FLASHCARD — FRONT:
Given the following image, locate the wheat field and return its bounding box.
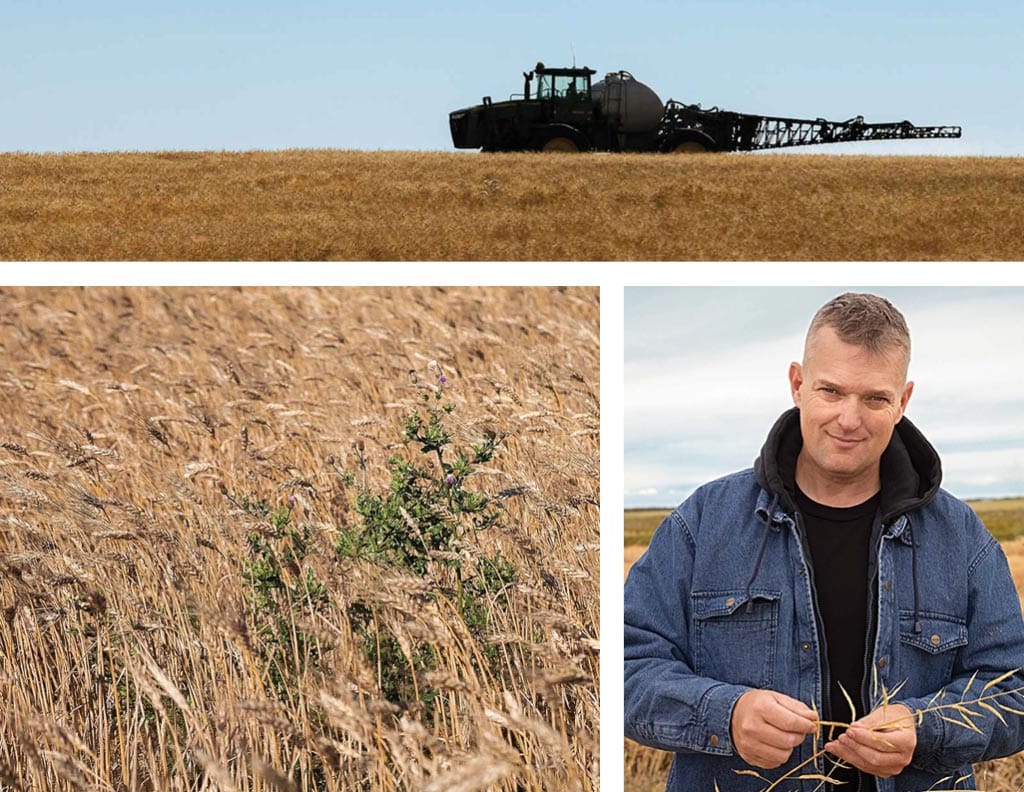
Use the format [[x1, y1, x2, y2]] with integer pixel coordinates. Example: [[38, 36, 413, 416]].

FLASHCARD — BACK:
[[623, 506, 1024, 791], [2, 150, 1023, 260], [0, 286, 599, 791]]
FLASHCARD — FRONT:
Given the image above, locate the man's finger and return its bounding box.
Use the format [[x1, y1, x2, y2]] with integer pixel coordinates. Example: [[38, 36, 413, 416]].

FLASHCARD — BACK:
[[744, 742, 799, 769], [754, 727, 813, 752], [853, 710, 916, 732], [763, 700, 818, 735], [772, 693, 819, 721], [852, 702, 915, 728], [826, 739, 875, 772], [826, 735, 883, 769], [825, 725, 914, 778], [846, 726, 899, 751]]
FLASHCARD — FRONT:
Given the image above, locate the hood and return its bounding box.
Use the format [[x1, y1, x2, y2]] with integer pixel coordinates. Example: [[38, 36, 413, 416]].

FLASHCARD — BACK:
[[753, 407, 943, 522]]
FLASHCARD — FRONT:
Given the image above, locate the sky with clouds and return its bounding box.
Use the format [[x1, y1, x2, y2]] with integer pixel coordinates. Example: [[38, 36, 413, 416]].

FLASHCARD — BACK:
[[2, 1, 1022, 154], [625, 286, 1024, 508]]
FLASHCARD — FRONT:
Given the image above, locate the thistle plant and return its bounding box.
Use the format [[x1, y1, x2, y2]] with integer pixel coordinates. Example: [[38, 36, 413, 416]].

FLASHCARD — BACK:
[[336, 365, 516, 711], [241, 500, 329, 703], [337, 367, 501, 573]]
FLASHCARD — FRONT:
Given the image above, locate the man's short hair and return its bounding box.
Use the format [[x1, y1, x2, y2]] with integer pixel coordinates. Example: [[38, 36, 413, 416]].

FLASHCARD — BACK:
[[806, 292, 911, 371]]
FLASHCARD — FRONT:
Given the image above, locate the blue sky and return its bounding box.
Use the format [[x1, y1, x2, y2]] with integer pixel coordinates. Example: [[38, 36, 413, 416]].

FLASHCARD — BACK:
[[3, 1, 1022, 154], [625, 287, 1024, 508]]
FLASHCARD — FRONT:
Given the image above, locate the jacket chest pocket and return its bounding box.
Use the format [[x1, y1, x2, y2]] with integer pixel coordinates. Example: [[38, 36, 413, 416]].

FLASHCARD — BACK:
[[692, 589, 781, 689], [897, 611, 968, 692]]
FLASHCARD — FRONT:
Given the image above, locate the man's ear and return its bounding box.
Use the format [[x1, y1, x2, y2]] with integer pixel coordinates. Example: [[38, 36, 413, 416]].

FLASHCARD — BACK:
[[788, 362, 803, 407], [898, 380, 914, 419]]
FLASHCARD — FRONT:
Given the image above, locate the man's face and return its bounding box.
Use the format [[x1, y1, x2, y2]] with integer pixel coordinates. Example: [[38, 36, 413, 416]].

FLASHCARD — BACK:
[[789, 325, 914, 491]]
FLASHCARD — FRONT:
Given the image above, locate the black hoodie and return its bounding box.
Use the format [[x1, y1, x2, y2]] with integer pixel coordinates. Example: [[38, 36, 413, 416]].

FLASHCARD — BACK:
[[753, 407, 943, 523]]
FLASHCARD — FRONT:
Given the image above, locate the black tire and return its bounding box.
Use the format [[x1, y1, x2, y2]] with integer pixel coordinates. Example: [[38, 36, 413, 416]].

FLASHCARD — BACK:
[[660, 131, 716, 154], [667, 140, 708, 153], [534, 125, 588, 153], [541, 136, 580, 153]]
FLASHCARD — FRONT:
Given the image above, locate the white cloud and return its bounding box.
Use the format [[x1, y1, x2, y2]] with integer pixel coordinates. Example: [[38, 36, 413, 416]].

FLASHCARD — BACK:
[[942, 447, 1024, 496]]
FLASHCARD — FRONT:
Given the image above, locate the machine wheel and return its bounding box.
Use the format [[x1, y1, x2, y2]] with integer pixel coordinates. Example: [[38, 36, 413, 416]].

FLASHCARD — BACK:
[[667, 140, 709, 154], [541, 135, 581, 153], [534, 125, 587, 153], [660, 130, 716, 154]]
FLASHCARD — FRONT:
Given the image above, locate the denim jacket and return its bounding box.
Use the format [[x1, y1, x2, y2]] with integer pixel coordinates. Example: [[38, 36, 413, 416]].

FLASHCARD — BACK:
[[624, 409, 1024, 791]]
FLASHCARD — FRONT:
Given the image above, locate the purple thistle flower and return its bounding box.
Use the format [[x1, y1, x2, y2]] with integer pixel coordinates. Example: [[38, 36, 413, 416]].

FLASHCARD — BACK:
[[445, 474, 456, 485], [438, 374, 448, 385]]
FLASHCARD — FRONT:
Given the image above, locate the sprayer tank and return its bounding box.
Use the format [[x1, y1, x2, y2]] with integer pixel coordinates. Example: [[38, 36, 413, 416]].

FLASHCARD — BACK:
[[591, 71, 665, 133]]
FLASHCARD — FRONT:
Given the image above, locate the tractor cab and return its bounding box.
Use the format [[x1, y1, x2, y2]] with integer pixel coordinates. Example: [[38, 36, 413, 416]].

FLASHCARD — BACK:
[[526, 63, 595, 106]]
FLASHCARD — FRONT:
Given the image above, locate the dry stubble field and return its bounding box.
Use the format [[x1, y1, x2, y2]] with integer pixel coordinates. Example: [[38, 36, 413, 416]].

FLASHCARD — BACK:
[[624, 503, 1024, 791], [2, 150, 1023, 260], [0, 286, 599, 791]]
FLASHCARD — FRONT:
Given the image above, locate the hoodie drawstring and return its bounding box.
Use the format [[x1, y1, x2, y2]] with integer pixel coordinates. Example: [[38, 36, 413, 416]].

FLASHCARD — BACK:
[[909, 517, 922, 634], [745, 493, 780, 612]]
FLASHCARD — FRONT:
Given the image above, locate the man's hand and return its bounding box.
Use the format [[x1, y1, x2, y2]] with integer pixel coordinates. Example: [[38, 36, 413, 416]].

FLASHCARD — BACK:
[[825, 702, 916, 778], [731, 690, 819, 769]]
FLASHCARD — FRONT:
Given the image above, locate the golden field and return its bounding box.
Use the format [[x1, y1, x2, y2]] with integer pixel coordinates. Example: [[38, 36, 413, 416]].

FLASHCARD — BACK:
[[0, 286, 599, 791], [2, 150, 1023, 260], [624, 503, 1024, 791]]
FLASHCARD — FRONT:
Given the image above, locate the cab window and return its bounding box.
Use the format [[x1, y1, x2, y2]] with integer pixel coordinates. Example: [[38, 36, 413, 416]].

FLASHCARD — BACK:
[[535, 74, 553, 100], [553, 75, 589, 101]]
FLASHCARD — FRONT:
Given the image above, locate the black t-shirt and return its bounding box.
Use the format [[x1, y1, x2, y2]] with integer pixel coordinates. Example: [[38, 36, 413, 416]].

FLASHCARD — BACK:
[[797, 487, 880, 789]]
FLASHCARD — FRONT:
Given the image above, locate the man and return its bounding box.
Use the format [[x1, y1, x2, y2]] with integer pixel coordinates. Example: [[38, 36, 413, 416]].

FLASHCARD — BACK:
[[624, 293, 1024, 791]]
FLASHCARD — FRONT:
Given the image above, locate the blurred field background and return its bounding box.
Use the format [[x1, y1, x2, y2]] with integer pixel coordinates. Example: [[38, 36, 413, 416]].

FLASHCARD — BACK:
[[2, 151, 1023, 260], [623, 500, 1024, 791], [0, 286, 599, 791]]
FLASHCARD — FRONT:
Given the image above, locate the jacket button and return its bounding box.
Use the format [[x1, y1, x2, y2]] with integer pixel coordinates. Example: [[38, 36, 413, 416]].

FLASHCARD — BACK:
[[802, 642, 811, 651], [931, 634, 941, 646], [710, 735, 720, 747], [878, 657, 887, 668], [725, 597, 735, 608], [884, 580, 892, 591]]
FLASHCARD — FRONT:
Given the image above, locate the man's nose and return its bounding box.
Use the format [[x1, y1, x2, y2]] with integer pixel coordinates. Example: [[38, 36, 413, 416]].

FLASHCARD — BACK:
[[835, 397, 863, 431]]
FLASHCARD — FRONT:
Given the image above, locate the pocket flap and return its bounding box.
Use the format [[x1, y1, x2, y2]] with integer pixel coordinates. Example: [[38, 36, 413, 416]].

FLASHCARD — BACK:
[[693, 589, 780, 619], [900, 612, 968, 654]]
